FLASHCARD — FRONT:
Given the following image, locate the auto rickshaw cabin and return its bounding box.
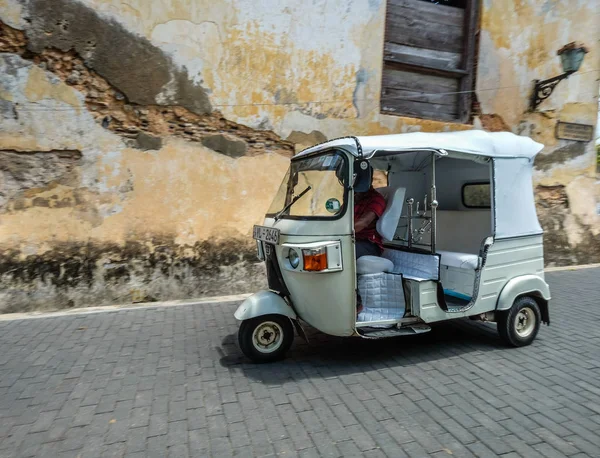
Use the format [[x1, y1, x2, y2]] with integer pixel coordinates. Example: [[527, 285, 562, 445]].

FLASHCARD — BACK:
[[236, 131, 551, 362]]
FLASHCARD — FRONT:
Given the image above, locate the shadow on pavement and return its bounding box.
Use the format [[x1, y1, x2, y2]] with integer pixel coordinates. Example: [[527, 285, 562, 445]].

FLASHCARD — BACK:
[[218, 318, 511, 385]]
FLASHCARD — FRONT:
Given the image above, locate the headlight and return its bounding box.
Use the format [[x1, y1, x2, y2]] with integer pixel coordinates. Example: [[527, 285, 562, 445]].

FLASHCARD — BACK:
[[288, 249, 300, 269]]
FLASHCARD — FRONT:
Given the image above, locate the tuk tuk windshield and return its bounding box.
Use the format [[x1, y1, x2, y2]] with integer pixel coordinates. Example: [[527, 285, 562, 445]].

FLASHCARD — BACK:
[[267, 150, 347, 219]]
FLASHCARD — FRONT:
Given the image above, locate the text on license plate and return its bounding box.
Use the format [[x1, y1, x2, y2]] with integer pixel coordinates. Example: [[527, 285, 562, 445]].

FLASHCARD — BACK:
[[253, 225, 280, 244]]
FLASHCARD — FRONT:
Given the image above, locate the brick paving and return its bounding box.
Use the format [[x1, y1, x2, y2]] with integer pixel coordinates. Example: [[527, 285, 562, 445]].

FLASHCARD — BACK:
[[0, 267, 599, 457]]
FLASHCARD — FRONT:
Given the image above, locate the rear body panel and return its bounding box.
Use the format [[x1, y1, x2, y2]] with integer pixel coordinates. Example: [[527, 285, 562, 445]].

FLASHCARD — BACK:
[[414, 235, 547, 323]]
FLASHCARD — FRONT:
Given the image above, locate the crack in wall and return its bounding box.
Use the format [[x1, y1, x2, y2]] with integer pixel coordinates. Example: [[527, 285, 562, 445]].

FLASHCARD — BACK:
[[0, 20, 295, 158], [534, 142, 587, 172]]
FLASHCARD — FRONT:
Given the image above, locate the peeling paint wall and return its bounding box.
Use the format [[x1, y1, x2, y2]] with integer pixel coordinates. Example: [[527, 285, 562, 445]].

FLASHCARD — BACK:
[[0, 0, 598, 311], [476, 0, 600, 265]]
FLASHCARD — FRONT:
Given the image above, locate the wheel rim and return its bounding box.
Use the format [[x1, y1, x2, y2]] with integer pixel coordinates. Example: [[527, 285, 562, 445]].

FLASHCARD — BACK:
[[515, 307, 536, 338], [252, 321, 284, 354]]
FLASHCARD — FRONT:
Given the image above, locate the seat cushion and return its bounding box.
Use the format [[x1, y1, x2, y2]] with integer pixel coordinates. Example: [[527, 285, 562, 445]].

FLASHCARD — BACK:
[[356, 256, 395, 275], [381, 249, 440, 280], [357, 272, 406, 325], [438, 250, 480, 270]]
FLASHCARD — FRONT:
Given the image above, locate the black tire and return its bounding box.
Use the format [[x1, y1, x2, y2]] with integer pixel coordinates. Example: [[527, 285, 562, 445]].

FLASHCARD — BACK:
[[238, 314, 294, 363], [497, 296, 541, 347]]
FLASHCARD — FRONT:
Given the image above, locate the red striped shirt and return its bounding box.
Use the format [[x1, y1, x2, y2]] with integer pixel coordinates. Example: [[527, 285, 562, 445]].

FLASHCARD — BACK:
[[354, 188, 386, 250]]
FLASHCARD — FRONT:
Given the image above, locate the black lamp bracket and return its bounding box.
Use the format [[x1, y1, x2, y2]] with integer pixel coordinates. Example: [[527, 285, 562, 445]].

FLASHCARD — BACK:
[[529, 71, 574, 111]]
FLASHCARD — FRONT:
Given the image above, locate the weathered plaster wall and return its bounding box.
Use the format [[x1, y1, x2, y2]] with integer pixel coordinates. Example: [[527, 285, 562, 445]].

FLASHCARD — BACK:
[[476, 0, 600, 264], [0, 7, 292, 312], [0, 0, 598, 311]]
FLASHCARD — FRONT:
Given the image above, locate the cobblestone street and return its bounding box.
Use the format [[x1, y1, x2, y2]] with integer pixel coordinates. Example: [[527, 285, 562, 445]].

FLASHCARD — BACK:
[[1, 267, 599, 457]]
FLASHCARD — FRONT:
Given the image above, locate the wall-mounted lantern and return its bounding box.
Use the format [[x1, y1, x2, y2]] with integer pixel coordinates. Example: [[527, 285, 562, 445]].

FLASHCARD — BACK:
[[529, 42, 588, 111]]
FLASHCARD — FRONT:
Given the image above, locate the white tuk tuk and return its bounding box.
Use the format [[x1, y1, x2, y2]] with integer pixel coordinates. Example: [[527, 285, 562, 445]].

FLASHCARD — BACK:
[[235, 131, 551, 363]]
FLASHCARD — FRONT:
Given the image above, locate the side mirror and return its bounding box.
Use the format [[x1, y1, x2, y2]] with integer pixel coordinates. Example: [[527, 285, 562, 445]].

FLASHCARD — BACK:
[[353, 160, 372, 192]]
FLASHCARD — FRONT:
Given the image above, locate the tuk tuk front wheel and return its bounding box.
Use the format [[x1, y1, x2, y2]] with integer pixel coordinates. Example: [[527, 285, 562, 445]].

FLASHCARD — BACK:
[[497, 296, 541, 347], [238, 314, 294, 363]]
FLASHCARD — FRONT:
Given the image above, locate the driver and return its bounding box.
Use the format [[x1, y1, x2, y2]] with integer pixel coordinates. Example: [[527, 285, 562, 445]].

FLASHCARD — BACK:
[[354, 173, 386, 259]]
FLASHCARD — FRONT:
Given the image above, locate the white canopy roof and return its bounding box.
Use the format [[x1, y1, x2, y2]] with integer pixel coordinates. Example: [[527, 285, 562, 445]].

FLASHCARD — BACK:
[[294, 130, 545, 239], [295, 130, 544, 161]]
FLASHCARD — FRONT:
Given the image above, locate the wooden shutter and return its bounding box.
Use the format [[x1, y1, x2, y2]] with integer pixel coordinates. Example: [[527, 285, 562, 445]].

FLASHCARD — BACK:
[[381, 0, 479, 123]]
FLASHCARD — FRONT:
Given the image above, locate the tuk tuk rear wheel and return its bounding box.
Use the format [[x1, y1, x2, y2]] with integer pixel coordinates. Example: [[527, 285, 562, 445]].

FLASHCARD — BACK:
[[497, 296, 541, 347], [238, 314, 294, 363]]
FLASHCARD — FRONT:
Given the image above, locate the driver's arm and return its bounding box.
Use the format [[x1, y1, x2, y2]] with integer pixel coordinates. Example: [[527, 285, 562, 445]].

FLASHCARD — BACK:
[[355, 210, 377, 233]]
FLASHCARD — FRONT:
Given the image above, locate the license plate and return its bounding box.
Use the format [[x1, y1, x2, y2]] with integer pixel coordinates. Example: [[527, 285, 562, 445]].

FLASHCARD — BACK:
[[253, 225, 280, 244]]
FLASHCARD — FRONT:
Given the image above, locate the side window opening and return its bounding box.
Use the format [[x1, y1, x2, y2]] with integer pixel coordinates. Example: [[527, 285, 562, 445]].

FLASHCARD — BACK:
[[462, 182, 491, 208]]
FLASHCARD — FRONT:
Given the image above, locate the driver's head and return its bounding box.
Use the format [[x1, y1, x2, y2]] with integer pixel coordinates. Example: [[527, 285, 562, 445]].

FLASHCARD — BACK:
[[355, 168, 374, 197]]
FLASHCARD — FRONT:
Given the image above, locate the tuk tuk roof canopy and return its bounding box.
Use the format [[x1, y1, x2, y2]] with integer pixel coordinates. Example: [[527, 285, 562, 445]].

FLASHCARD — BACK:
[[295, 130, 544, 161], [295, 130, 545, 239]]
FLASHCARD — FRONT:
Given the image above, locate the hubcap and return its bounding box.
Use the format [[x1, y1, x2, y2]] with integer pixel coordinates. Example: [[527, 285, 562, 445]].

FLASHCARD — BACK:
[[515, 307, 536, 338], [252, 321, 284, 353]]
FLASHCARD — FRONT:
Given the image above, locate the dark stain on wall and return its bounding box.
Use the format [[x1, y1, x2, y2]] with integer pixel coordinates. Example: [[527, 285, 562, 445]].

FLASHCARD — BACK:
[[0, 149, 82, 210], [0, 237, 266, 313], [0, 98, 17, 119], [534, 142, 587, 171], [24, 0, 212, 115], [536, 185, 600, 266], [134, 132, 163, 151]]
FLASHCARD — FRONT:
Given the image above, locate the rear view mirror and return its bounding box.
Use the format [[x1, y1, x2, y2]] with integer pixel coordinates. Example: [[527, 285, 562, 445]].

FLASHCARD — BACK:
[[353, 160, 372, 192]]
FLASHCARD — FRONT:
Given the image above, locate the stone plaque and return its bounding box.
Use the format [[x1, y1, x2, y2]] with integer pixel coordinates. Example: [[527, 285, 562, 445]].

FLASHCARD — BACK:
[[555, 122, 594, 142]]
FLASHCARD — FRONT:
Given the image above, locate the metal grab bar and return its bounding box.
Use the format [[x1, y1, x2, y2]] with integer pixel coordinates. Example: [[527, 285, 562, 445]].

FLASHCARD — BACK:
[[430, 152, 438, 254], [406, 198, 414, 248], [398, 151, 443, 253], [396, 151, 440, 254]]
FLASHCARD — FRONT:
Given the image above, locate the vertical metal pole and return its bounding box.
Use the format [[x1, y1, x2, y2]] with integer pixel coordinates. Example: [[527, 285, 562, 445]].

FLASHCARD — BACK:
[[406, 198, 414, 248], [430, 153, 437, 254]]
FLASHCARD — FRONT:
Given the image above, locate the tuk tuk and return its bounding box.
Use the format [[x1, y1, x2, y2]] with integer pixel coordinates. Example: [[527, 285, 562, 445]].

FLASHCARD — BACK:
[[235, 131, 551, 363]]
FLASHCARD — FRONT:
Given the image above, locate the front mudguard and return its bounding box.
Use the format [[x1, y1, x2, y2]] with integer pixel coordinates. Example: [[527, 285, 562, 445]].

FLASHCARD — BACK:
[[234, 290, 297, 321]]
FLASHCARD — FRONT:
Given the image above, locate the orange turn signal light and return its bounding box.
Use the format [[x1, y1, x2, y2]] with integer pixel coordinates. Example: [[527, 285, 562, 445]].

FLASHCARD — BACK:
[[302, 247, 328, 271]]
